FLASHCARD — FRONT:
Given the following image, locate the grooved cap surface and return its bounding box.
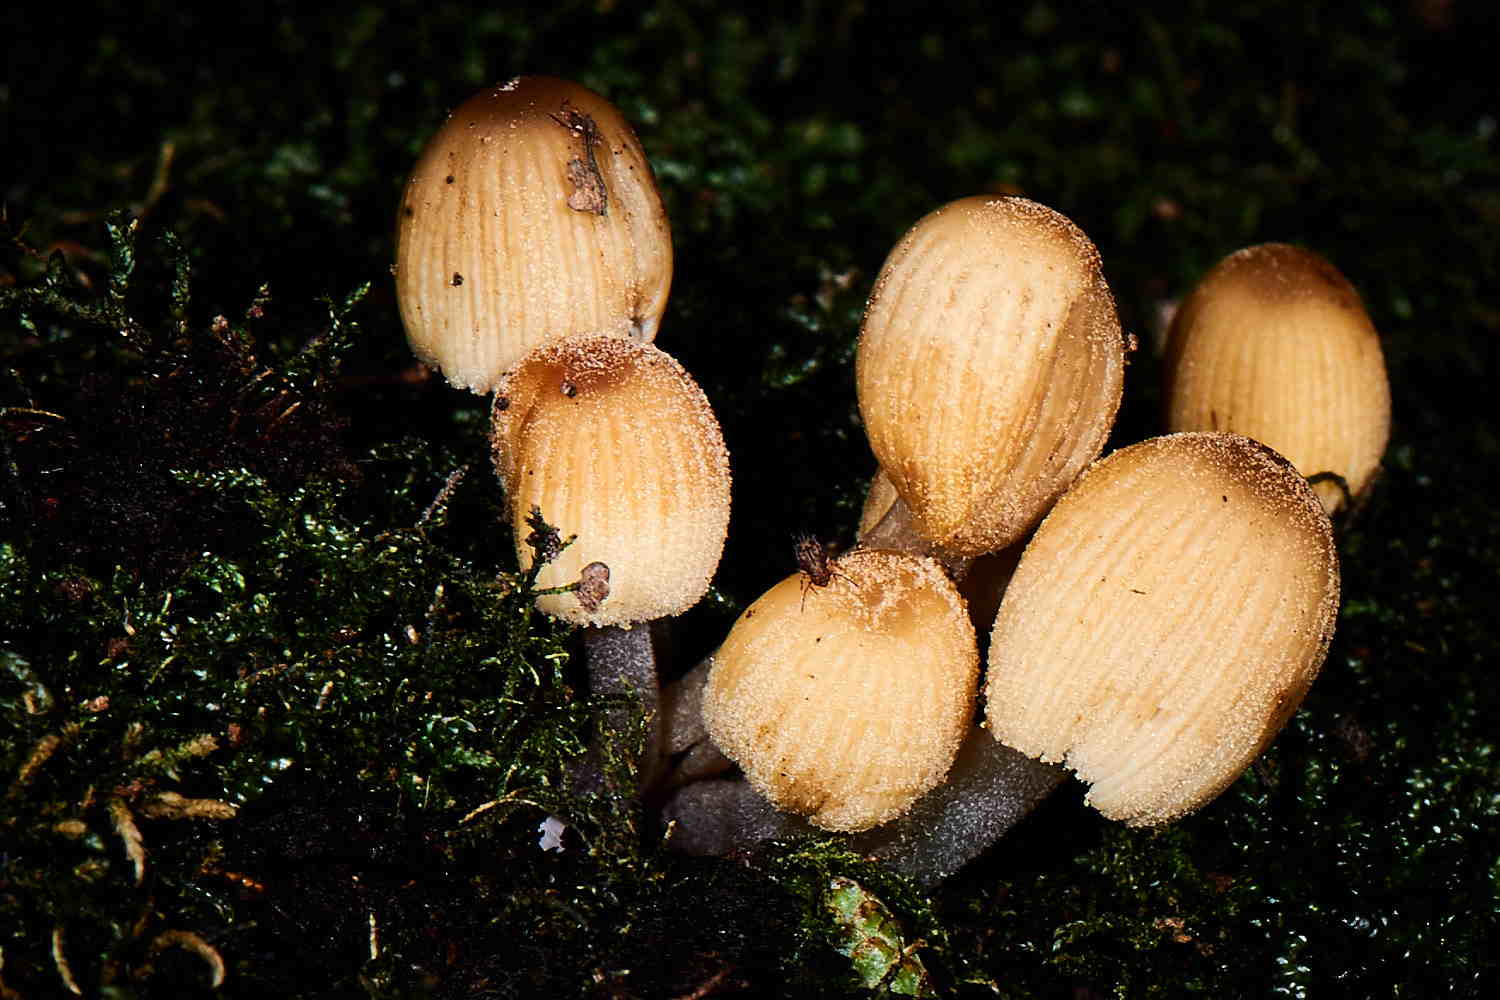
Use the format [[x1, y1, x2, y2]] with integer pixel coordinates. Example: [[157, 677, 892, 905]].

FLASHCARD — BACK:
[[1164, 243, 1391, 513], [984, 432, 1339, 825], [703, 550, 979, 832], [491, 336, 729, 625], [856, 196, 1124, 556], [395, 76, 672, 393]]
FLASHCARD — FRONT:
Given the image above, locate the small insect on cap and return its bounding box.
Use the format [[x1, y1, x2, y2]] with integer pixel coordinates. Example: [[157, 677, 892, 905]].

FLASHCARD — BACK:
[[985, 432, 1340, 825], [856, 195, 1125, 557], [395, 75, 673, 393], [703, 549, 979, 832], [491, 336, 730, 626], [1163, 243, 1391, 514]]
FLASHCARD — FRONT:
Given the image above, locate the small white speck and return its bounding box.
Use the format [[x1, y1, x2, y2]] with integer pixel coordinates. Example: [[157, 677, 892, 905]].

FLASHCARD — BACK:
[[538, 815, 567, 852]]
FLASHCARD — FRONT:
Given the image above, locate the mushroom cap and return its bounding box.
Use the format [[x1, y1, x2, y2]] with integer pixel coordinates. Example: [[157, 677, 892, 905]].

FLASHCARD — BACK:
[[395, 75, 673, 393], [856, 195, 1125, 557], [491, 336, 729, 626], [984, 432, 1340, 825], [702, 549, 979, 832], [1163, 243, 1391, 514]]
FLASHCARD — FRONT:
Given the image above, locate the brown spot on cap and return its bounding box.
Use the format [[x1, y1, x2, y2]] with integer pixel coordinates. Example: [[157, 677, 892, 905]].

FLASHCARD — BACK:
[[575, 561, 610, 613]]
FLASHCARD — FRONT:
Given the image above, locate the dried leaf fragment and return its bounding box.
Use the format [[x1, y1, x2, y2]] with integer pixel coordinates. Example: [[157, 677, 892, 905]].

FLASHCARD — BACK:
[[108, 796, 146, 885], [139, 790, 239, 820]]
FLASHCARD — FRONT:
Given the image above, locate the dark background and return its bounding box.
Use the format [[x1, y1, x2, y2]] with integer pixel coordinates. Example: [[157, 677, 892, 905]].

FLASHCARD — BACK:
[[3, 1, 1498, 996]]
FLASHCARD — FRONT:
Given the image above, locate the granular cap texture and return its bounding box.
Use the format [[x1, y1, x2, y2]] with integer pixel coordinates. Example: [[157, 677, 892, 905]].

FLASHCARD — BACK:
[[703, 550, 978, 832], [491, 336, 729, 626], [985, 432, 1339, 824]]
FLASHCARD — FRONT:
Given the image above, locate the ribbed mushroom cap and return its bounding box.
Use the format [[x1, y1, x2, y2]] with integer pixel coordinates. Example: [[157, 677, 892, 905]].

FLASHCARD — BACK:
[[490, 336, 729, 626], [396, 76, 673, 393], [1163, 243, 1391, 514], [985, 432, 1339, 825], [702, 550, 978, 832], [856, 195, 1125, 557]]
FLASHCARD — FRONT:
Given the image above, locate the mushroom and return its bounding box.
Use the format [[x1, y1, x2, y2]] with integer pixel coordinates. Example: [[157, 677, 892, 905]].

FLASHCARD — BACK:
[[666, 433, 1339, 882], [662, 197, 1128, 872], [1162, 243, 1391, 514], [491, 335, 730, 788], [986, 432, 1340, 824], [700, 549, 978, 832], [395, 76, 672, 393], [856, 195, 1125, 560]]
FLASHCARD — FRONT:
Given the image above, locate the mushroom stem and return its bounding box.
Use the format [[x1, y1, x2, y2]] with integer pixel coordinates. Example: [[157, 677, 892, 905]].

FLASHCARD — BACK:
[[659, 725, 1065, 887], [849, 727, 1066, 885], [577, 623, 663, 795], [651, 657, 733, 797], [857, 493, 931, 555], [857, 493, 971, 578]]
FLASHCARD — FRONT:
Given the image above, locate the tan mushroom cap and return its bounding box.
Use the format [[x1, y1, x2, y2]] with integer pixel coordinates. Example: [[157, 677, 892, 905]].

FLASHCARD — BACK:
[[395, 75, 673, 393], [985, 432, 1339, 825], [491, 336, 729, 626], [703, 550, 978, 832], [856, 195, 1125, 557], [1163, 243, 1391, 514]]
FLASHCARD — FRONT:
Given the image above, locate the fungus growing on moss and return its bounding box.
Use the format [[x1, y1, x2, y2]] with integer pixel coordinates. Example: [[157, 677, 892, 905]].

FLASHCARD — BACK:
[[1163, 243, 1391, 514], [395, 76, 672, 392], [856, 195, 1125, 558], [701, 549, 977, 832], [492, 335, 730, 784], [985, 432, 1340, 824]]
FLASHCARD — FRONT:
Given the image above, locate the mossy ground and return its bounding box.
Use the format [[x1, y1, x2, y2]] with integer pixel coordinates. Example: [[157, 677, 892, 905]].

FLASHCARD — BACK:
[[3, 2, 1498, 996]]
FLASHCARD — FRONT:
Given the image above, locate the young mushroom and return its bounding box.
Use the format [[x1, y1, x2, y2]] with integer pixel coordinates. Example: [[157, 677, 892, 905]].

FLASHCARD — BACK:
[[1162, 243, 1391, 514], [491, 335, 731, 787], [701, 549, 978, 832], [986, 432, 1340, 824], [395, 75, 672, 393], [856, 195, 1126, 560]]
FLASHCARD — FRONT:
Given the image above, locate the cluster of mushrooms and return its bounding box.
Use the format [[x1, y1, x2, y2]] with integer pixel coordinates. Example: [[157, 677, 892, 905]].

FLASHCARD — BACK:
[[394, 77, 1391, 886]]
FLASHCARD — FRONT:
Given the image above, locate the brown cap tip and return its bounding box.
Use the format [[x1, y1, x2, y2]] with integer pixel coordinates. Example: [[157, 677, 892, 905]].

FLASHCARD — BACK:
[[492, 336, 729, 625]]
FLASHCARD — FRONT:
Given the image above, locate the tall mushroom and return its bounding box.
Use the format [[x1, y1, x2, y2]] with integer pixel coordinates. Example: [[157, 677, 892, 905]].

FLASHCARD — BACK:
[[491, 335, 731, 787], [1162, 243, 1391, 514], [395, 75, 672, 393]]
